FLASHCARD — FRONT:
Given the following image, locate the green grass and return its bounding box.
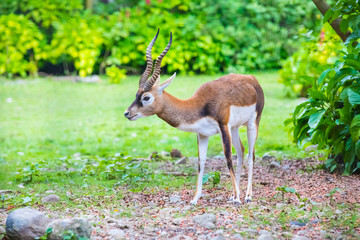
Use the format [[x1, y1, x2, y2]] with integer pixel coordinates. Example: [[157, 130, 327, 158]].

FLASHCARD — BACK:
[[0, 71, 302, 186]]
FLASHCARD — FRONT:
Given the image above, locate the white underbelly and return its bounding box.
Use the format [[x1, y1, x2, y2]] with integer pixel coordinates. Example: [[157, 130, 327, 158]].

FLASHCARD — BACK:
[[177, 117, 219, 136], [176, 104, 257, 136]]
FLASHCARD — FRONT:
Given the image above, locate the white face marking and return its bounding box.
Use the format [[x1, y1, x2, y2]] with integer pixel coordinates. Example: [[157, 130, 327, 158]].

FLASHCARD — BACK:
[[141, 93, 154, 106]]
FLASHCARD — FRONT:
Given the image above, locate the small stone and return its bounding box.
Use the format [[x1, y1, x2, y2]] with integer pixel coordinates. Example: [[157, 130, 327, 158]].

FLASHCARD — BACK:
[[160, 151, 170, 157], [41, 194, 60, 203], [108, 229, 125, 239], [170, 149, 182, 158], [175, 157, 187, 165], [258, 233, 274, 240], [17, 184, 25, 188], [0, 226, 5, 234], [282, 232, 292, 238], [335, 209, 342, 214], [66, 191, 72, 197], [169, 195, 181, 203], [269, 161, 281, 169], [215, 229, 224, 235], [172, 218, 182, 225], [233, 233, 244, 240], [0, 190, 14, 195], [45, 190, 55, 194], [211, 234, 225, 240], [292, 236, 310, 240], [282, 164, 290, 171], [291, 225, 302, 230], [192, 213, 216, 229], [262, 154, 276, 162], [6, 207, 49, 240], [290, 221, 306, 227], [47, 218, 91, 240]]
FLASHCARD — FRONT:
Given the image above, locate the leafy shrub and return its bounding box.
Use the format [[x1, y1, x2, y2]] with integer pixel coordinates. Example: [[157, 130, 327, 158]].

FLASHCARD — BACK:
[[280, 24, 345, 97], [0, 14, 45, 77], [0, 0, 320, 77], [291, 1, 360, 175], [49, 14, 104, 77], [106, 65, 127, 84]]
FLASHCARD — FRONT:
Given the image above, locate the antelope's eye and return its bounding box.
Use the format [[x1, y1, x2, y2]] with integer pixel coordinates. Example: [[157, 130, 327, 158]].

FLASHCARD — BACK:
[[143, 96, 150, 101]]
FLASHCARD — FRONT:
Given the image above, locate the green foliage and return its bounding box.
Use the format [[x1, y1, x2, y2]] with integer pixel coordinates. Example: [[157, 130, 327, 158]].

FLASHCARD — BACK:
[[280, 24, 345, 97], [15, 160, 45, 183], [291, 1, 360, 175], [36, 228, 53, 240], [0, 0, 319, 77], [106, 65, 127, 84], [50, 14, 104, 77], [0, 14, 45, 77], [202, 171, 221, 188]]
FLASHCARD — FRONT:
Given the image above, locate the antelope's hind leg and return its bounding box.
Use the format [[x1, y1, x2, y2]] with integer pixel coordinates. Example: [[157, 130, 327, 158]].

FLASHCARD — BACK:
[[190, 134, 209, 205], [220, 125, 241, 204], [231, 127, 245, 186], [245, 118, 257, 203]]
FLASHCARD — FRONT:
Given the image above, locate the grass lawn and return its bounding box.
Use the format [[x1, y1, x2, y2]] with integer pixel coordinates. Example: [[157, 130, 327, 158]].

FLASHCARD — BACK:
[[1, 72, 359, 239], [0, 71, 302, 185]]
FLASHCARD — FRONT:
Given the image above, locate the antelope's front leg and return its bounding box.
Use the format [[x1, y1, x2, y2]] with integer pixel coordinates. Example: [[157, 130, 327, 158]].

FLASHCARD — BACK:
[[220, 125, 241, 204], [190, 134, 209, 205]]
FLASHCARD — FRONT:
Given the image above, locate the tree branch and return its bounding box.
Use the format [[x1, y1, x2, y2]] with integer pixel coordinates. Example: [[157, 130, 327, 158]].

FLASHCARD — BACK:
[[312, 0, 351, 42]]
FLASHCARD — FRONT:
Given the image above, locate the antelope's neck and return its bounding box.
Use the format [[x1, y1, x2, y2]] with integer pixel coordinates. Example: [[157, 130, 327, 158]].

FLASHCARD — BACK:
[[156, 91, 198, 127]]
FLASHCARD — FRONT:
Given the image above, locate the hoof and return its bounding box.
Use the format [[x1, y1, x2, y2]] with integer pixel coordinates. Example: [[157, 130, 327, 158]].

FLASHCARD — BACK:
[[190, 199, 198, 205], [233, 199, 242, 205], [245, 197, 252, 203]]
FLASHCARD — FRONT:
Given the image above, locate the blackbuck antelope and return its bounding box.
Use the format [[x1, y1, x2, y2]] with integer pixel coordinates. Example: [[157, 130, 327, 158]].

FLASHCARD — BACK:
[[124, 30, 264, 204]]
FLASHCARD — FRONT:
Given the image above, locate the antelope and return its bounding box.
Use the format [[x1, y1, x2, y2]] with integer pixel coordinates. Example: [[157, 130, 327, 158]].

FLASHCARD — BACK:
[[124, 30, 264, 205]]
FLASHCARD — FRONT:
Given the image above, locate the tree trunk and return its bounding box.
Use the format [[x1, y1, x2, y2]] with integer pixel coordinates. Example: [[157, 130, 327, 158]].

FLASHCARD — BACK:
[[85, 0, 94, 11], [312, 0, 350, 42]]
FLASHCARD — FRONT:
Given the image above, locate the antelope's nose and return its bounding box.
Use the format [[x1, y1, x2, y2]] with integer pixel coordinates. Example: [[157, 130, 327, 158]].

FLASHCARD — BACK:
[[124, 111, 130, 118]]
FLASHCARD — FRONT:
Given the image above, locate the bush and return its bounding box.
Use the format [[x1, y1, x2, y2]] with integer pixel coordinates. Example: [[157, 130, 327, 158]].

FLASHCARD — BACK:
[[0, 14, 46, 77], [291, 1, 360, 175], [280, 24, 345, 97], [0, 0, 320, 77]]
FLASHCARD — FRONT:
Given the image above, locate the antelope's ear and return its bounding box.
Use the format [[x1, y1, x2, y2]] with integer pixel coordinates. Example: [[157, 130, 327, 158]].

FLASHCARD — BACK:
[[158, 72, 176, 93]]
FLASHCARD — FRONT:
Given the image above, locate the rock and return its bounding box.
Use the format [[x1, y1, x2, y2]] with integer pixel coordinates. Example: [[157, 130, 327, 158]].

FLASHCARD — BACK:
[[175, 157, 187, 165], [258, 233, 274, 240], [282, 164, 290, 171], [17, 184, 25, 188], [233, 233, 244, 240], [211, 234, 225, 240], [269, 161, 281, 169], [0, 190, 14, 195], [160, 151, 170, 157], [262, 154, 276, 162], [170, 149, 182, 158], [290, 220, 306, 227], [305, 144, 318, 152], [192, 213, 216, 229], [47, 218, 91, 240], [335, 209, 342, 214], [41, 194, 60, 203], [75, 75, 101, 83], [169, 195, 181, 203], [108, 229, 125, 239], [0, 226, 5, 234], [6, 207, 49, 240], [292, 236, 309, 240], [45, 190, 55, 194], [215, 229, 224, 235]]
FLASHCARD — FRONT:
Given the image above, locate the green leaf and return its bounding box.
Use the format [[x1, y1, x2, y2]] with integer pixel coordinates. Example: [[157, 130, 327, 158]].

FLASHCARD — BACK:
[[323, 8, 334, 23], [308, 109, 326, 129], [344, 58, 360, 70], [333, 68, 358, 82], [318, 68, 332, 85], [348, 86, 360, 105], [350, 115, 360, 141], [355, 140, 360, 158]]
